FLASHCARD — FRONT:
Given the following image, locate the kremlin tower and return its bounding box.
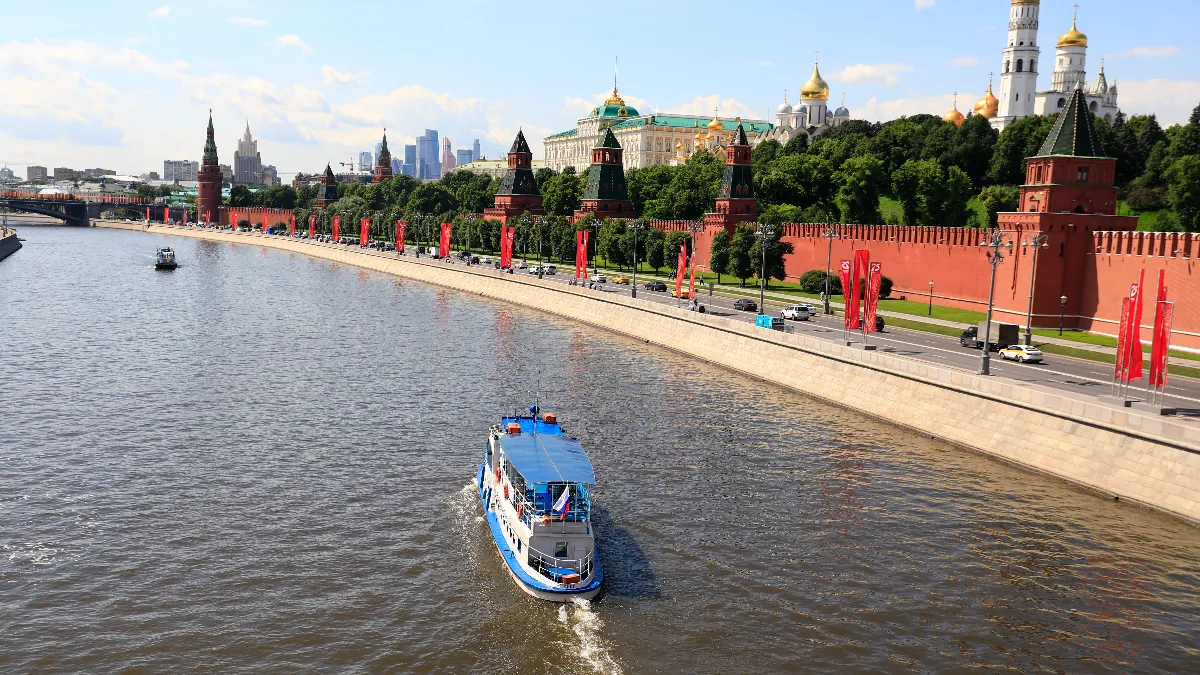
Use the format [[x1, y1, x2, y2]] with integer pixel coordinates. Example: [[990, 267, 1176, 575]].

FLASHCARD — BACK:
[[704, 123, 757, 231], [196, 111, 223, 224], [373, 130, 393, 184], [574, 128, 632, 221], [484, 130, 545, 224], [316, 164, 338, 209]]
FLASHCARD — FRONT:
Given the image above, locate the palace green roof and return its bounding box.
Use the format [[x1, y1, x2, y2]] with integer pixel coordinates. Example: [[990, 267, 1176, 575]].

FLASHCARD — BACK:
[[546, 129, 578, 140], [611, 115, 773, 134], [591, 103, 640, 119]]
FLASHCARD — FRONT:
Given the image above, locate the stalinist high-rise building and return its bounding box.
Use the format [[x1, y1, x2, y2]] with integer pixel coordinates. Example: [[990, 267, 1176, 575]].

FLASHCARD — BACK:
[[233, 123, 263, 185], [993, 1, 1119, 131]]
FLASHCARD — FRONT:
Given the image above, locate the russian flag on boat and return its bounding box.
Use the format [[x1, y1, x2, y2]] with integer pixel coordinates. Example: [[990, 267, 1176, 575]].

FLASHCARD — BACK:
[[552, 488, 571, 519]]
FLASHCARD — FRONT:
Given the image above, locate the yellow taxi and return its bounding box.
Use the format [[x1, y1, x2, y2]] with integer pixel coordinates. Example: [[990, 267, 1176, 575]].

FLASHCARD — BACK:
[[611, 275, 631, 285], [670, 286, 692, 299]]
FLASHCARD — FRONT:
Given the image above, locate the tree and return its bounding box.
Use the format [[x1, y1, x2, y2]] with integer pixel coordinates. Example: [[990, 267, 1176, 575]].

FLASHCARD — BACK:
[[756, 154, 835, 210], [627, 165, 674, 214], [799, 270, 841, 295], [986, 113, 1056, 185], [749, 226, 794, 289], [752, 140, 782, 176], [655, 151, 723, 219], [406, 183, 458, 215], [708, 229, 731, 283], [1175, 103, 1200, 158], [534, 167, 557, 193], [440, 170, 493, 214], [642, 228, 666, 271], [1166, 155, 1200, 231], [228, 184, 255, 207], [730, 224, 755, 287], [834, 155, 884, 224], [664, 231, 690, 275], [892, 159, 973, 227], [943, 114, 999, 188], [977, 185, 1021, 228], [782, 134, 810, 156], [598, 218, 628, 269], [542, 172, 583, 216]]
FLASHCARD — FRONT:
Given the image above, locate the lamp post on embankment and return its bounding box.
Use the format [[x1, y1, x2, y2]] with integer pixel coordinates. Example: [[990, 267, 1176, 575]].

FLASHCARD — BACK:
[[1022, 234, 1049, 346], [823, 225, 838, 315], [630, 219, 645, 299], [755, 223, 776, 313], [979, 230, 1013, 376]]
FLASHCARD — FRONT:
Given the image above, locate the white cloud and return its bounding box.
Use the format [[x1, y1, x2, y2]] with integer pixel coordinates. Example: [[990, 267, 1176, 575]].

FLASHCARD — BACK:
[[754, 60, 775, 68], [857, 94, 957, 122], [915, 0, 935, 8], [952, 56, 979, 68], [229, 17, 268, 26], [321, 65, 365, 87], [1123, 46, 1180, 58], [1113, 79, 1200, 125], [150, 5, 170, 18], [673, 95, 756, 120], [832, 63, 915, 87], [275, 34, 312, 54]]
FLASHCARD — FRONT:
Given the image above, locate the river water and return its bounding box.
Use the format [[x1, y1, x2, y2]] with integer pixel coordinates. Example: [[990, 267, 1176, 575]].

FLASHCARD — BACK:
[[2, 225, 1199, 674]]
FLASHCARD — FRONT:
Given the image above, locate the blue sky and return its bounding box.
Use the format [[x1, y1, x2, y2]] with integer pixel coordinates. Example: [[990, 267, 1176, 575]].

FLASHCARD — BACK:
[[1, 0, 1196, 177]]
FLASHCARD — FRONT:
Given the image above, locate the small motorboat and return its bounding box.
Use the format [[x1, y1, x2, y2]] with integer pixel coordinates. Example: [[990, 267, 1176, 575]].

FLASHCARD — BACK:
[[155, 247, 178, 270]]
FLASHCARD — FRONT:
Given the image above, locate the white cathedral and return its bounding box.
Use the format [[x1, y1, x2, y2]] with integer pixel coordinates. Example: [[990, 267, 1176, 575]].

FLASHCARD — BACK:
[[992, 0, 1119, 131], [756, 60, 853, 147]]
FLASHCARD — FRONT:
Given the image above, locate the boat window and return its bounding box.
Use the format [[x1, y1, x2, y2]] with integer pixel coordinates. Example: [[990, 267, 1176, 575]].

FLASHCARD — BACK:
[[555, 541, 569, 558]]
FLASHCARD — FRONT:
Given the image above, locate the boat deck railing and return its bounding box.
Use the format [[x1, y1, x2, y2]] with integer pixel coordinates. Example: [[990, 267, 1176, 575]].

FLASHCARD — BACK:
[[509, 488, 590, 528], [527, 545, 594, 584]]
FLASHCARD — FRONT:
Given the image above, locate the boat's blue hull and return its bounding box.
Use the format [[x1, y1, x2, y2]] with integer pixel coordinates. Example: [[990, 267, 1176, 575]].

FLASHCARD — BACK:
[[477, 462, 602, 601]]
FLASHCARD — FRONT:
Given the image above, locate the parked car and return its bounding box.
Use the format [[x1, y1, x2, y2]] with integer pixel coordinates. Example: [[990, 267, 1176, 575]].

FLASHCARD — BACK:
[[782, 305, 811, 321], [611, 275, 630, 285], [734, 298, 758, 312], [645, 281, 667, 292], [999, 345, 1044, 363]]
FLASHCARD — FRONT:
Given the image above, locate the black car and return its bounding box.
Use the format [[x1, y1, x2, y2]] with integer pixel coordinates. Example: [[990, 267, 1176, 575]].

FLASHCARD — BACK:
[[734, 298, 758, 312], [645, 281, 667, 292]]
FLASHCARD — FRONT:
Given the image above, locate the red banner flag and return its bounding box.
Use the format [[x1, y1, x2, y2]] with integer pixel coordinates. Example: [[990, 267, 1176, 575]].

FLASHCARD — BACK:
[[332, 216, 341, 241], [360, 218, 369, 246], [181, 209, 187, 226], [439, 222, 451, 258], [288, 214, 296, 236], [262, 213, 269, 234], [1126, 271, 1146, 381], [1149, 301, 1174, 388], [164, 207, 170, 224], [675, 247, 687, 299], [851, 249, 869, 329], [502, 226, 515, 268], [575, 230, 589, 279], [1115, 297, 1130, 382], [205, 211, 211, 227], [308, 215, 315, 239], [838, 260, 853, 329], [864, 261, 883, 334], [396, 220, 406, 254]]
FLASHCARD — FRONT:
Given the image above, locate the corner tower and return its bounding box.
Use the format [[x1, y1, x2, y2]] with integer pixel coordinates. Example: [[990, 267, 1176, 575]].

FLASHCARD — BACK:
[[994, 0, 1041, 131], [575, 128, 632, 221], [484, 130, 545, 224], [196, 111, 223, 222]]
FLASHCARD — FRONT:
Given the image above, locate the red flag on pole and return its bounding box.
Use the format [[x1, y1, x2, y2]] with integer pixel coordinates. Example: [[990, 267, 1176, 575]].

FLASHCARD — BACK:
[[576, 230, 589, 279], [502, 226, 515, 268], [288, 214, 296, 236], [396, 220, 406, 254], [1149, 302, 1174, 389], [360, 218, 369, 246], [439, 222, 451, 258], [309, 215, 316, 239], [675, 247, 687, 299], [231, 210, 238, 229], [1115, 297, 1130, 382], [145, 206, 150, 221], [332, 216, 341, 241], [864, 261, 883, 334], [1126, 271, 1146, 381], [838, 260, 853, 329], [262, 213, 269, 234], [205, 211, 211, 227], [689, 250, 698, 300], [181, 209, 187, 226], [164, 206, 170, 224]]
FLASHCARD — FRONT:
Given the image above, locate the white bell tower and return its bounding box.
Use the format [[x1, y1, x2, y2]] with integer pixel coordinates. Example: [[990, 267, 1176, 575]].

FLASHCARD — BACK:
[[994, 0, 1041, 131]]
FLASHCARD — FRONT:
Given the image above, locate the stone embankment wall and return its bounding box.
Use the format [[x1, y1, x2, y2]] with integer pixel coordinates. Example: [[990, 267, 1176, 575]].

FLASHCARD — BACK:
[[0, 232, 21, 262], [107, 222, 1200, 524]]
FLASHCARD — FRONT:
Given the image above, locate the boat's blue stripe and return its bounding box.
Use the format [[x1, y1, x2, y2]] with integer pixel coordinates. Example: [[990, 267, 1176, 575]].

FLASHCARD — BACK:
[[477, 462, 603, 595]]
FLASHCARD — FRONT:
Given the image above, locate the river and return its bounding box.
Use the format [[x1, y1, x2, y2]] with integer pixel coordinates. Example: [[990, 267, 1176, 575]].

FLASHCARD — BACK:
[[2, 225, 1198, 673]]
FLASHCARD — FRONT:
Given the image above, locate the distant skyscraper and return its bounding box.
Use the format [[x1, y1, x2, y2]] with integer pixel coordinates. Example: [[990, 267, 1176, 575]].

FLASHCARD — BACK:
[[441, 137, 456, 175], [403, 144, 417, 177], [420, 129, 440, 179], [26, 165, 48, 181], [234, 123, 263, 185], [456, 149, 474, 168], [262, 165, 280, 187], [163, 160, 199, 182], [0, 167, 14, 182], [473, 139, 481, 162], [359, 151, 374, 173]]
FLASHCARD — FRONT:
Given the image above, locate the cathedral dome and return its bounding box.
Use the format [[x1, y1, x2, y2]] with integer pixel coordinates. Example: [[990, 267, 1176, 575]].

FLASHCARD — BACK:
[[801, 62, 830, 101], [974, 84, 999, 119], [943, 97, 965, 127], [777, 100, 793, 115], [1057, 17, 1087, 48], [707, 115, 725, 131]]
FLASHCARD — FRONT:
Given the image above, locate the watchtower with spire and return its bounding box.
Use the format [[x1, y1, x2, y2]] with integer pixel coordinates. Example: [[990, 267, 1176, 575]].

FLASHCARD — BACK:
[[574, 128, 632, 221], [373, 129, 393, 184], [704, 122, 757, 231], [316, 163, 339, 209], [197, 110, 223, 222], [484, 130, 546, 223]]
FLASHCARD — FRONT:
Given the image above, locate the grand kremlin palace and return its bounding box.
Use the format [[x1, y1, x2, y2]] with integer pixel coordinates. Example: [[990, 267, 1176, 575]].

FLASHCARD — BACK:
[[543, 87, 773, 173]]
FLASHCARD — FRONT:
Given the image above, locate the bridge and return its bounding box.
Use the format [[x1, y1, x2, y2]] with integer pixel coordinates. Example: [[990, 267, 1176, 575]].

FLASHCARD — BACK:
[[0, 193, 184, 227]]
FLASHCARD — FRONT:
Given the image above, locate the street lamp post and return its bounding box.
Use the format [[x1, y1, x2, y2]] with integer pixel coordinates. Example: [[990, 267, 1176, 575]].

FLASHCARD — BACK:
[[631, 219, 646, 298], [755, 223, 776, 314], [464, 214, 476, 264], [979, 230, 1013, 376], [928, 281, 934, 316], [822, 225, 839, 315], [533, 215, 544, 279], [1059, 295, 1068, 336], [688, 222, 703, 298], [1021, 234, 1049, 345]]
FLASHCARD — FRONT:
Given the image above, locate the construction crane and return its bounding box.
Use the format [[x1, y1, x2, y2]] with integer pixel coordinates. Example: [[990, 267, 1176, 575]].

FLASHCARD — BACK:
[[337, 158, 356, 173]]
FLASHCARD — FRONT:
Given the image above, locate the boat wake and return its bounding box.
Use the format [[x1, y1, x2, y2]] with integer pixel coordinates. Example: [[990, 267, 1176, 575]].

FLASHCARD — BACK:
[[557, 598, 622, 675]]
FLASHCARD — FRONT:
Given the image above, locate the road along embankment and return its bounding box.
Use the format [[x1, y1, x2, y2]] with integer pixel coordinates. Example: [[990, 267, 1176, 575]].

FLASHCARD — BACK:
[[0, 231, 21, 262], [112, 222, 1200, 524]]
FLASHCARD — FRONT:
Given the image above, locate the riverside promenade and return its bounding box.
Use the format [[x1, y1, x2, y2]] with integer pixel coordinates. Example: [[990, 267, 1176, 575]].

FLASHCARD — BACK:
[[109, 221, 1200, 524]]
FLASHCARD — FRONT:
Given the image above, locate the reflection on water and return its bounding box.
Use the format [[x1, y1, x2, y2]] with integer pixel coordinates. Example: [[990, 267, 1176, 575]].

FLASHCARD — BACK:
[[2, 226, 1199, 674]]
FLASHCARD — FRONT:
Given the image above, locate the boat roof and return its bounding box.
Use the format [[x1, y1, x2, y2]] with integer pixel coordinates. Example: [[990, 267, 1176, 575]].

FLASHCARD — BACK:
[[498, 416, 596, 485]]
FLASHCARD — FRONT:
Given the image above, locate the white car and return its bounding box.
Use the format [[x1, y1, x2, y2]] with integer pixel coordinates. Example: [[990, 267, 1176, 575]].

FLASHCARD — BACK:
[[782, 305, 811, 321], [999, 345, 1044, 363], [515, 260, 528, 270], [589, 273, 607, 284]]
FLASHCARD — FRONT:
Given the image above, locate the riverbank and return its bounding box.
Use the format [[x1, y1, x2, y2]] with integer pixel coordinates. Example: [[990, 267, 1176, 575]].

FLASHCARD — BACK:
[[106, 222, 1200, 525]]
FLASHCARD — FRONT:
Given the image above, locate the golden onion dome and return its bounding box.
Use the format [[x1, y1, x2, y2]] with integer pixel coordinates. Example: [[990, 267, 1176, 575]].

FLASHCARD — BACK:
[[604, 87, 626, 106], [943, 94, 965, 127], [707, 114, 725, 131], [1058, 12, 1087, 48], [974, 83, 999, 119], [801, 60, 830, 101]]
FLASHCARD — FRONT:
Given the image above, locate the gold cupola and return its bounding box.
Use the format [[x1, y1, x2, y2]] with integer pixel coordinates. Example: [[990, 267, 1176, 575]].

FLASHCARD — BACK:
[[604, 87, 626, 106], [943, 93, 965, 127], [1057, 7, 1087, 48], [973, 76, 1000, 119], [801, 59, 830, 101], [707, 110, 725, 132]]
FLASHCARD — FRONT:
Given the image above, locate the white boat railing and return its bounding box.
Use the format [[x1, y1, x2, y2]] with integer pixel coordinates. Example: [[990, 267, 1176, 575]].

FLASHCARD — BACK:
[[526, 545, 594, 583]]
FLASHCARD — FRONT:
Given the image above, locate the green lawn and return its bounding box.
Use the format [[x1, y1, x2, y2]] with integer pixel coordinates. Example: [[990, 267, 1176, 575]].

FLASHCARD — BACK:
[[1033, 329, 1200, 362], [884, 316, 966, 338]]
